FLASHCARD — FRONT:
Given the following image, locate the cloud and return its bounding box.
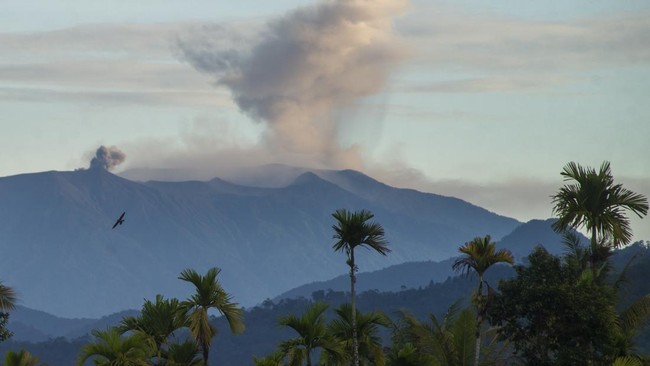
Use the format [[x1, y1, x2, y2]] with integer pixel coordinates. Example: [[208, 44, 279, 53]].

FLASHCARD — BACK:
[[177, 0, 409, 168], [0, 23, 183, 63], [0, 23, 229, 107], [394, 6, 650, 92], [396, 75, 580, 94], [0, 85, 228, 107], [401, 8, 650, 70]]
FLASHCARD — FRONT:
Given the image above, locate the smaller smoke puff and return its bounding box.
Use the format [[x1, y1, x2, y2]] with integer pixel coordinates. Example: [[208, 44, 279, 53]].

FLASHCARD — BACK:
[[89, 146, 126, 171]]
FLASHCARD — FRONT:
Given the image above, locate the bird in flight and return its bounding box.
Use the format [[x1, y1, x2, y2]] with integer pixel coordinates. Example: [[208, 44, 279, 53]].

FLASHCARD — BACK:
[[112, 211, 126, 229]]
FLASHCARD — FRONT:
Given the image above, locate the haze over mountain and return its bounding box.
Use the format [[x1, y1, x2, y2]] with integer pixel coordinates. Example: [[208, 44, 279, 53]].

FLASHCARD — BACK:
[[275, 218, 570, 301], [0, 165, 520, 318]]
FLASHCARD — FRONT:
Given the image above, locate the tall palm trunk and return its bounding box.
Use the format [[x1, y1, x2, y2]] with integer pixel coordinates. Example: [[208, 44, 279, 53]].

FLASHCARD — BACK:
[[474, 275, 483, 366], [202, 341, 210, 366], [331, 209, 389, 366], [200, 306, 211, 366], [589, 222, 596, 269], [350, 248, 359, 366]]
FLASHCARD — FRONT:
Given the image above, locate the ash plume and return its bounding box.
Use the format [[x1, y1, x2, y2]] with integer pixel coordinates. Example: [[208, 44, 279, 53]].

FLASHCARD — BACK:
[[89, 145, 126, 171], [178, 0, 408, 168]]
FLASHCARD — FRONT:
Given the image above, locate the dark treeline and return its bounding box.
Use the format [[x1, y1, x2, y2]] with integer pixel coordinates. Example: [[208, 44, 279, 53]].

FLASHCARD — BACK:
[[0, 265, 513, 365], [2, 243, 649, 365]]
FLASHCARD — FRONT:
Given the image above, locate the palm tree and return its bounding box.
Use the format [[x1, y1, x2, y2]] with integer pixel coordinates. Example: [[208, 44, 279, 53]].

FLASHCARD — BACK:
[[388, 304, 479, 366], [452, 235, 513, 366], [0, 281, 16, 342], [178, 267, 244, 365], [552, 161, 648, 254], [278, 302, 346, 366], [119, 294, 187, 364], [332, 209, 390, 366], [0, 281, 16, 310], [164, 339, 205, 366], [386, 343, 438, 366], [0, 312, 11, 342], [327, 304, 390, 366], [612, 294, 650, 363], [253, 350, 285, 366], [4, 350, 42, 366], [613, 356, 643, 366], [76, 328, 154, 366]]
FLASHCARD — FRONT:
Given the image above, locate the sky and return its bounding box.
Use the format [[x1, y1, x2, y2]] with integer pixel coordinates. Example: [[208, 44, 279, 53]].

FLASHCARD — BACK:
[[1, 0, 649, 240]]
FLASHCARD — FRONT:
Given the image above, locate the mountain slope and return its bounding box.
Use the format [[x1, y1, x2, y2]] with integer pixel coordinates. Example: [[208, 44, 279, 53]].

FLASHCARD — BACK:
[[0, 167, 519, 318]]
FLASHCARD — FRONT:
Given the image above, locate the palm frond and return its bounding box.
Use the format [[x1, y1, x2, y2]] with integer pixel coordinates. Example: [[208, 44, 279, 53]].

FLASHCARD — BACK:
[[613, 355, 643, 366], [552, 161, 648, 249], [0, 282, 16, 311], [178, 267, 243, 364], [77, 328, 153, 366], [452, 236, 514, 277], [4, 350, 41, 366], [165, 339, 204, 366], [331, 209, 390, 255], [619, 295, 650, 337]]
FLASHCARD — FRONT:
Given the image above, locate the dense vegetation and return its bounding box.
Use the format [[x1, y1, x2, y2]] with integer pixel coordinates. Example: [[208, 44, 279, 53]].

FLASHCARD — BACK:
[[1, 161, 649, 365]]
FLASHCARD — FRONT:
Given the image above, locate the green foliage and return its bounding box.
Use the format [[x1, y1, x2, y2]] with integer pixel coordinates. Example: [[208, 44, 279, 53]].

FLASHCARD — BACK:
[[164, 339, 204, 366], [119, 294, 188, 364], [3, 349, 42, 366], [487, 247, 620, 365], [613, 294, 650, 361], [76, 327, 154, 366], [612, 356, 644, 366], [277, 302, 345, 366], [389, 303, 508, 366], [386, 343, 438, 366], [253, 349, 285, 366], [327, 304, 390, 366], [0, 312, 13, 342], [0, 281, 16, 342]]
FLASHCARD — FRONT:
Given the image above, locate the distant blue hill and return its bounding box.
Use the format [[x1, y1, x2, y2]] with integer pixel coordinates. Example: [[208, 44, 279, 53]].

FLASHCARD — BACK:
[[275, 218, 573, 301]]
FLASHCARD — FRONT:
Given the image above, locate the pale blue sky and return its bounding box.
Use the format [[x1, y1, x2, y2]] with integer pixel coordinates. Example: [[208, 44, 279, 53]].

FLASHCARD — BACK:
[[1, 0, 649, 239]]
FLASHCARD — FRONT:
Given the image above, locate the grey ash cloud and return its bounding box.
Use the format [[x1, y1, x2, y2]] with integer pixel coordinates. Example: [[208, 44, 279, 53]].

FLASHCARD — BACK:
[[177, 0, 408, 167], [89, 145, 126, 171]]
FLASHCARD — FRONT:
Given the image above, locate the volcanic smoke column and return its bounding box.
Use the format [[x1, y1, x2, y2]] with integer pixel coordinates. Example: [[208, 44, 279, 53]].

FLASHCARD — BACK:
[[179, 0, 408, 168], [89, 145, 126, 171]]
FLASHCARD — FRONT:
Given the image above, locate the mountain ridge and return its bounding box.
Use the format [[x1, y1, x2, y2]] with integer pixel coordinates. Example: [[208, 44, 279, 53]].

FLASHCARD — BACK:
[[0, 166, 520, 318]]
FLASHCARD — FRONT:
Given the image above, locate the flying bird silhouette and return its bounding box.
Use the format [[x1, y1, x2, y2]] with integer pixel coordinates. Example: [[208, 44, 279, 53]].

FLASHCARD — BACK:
[[112, 211, 125, 229]]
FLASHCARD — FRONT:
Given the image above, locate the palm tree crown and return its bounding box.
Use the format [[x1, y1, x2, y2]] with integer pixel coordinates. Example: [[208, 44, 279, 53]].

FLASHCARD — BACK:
[[327, 304, 390, 366], [119, 294, 187, 364], [178, 267, 244, 365], [0, 282, 16, 311], [332, 209, 390, 257], [4, 350, 42, 366], [552, 161, 648, 248], [278, 302, 345, 366], [76, 328, 153, 366], [452, 235, 514, 278]]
